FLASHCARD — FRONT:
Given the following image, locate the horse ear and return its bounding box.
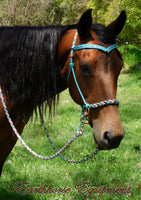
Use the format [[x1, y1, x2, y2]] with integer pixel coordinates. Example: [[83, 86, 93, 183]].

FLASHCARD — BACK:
[[107, 10, 126, 36], [77, 9, 93, 41]]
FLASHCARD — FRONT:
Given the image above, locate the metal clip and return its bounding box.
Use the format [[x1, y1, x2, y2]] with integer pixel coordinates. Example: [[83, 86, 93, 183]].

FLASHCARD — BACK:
[[80, 112, 89, 125]]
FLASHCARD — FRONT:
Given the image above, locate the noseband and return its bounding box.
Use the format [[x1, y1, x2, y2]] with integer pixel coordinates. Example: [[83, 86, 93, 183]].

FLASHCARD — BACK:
[[67, 32, 119, 112]]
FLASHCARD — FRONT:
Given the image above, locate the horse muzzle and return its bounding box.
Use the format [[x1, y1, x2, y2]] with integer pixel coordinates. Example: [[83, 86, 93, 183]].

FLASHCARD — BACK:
[[93, 127, 125, 150], [91, 110, 125, 150]]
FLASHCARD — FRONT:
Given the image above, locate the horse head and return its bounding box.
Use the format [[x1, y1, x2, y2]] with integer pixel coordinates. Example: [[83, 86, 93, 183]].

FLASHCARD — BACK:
[[59, 10, 126, 150]]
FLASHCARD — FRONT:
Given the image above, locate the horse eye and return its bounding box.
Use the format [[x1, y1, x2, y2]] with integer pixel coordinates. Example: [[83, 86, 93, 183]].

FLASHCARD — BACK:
[[80, 64, 92, 76]]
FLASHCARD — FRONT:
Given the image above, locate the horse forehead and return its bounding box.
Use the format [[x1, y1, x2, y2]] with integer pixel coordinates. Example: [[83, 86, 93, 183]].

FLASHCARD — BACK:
[[76, 39, 110, 59], [75, 47, 122, 76], [76, 46, 107, 64]]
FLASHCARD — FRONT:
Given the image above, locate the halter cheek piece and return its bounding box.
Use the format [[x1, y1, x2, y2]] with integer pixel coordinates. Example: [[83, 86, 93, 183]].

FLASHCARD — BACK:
[[67, 32, 119, 112]]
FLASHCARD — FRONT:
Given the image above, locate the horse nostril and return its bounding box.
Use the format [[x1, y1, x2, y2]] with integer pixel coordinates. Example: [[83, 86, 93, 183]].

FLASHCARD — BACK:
[[103, 131, 124, 149], [103, 131, 112, 143]]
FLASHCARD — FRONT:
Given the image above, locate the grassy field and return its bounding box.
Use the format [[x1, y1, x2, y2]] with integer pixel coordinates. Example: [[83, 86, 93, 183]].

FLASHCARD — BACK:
[[0, 45, 141, 200]]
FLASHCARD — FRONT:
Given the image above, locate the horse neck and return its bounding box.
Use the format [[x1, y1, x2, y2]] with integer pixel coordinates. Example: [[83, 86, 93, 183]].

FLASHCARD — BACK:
[[58, 29, 77, 89]]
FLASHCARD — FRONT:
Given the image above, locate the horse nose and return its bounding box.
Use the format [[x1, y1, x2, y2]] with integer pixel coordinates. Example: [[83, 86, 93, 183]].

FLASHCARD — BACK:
[[102, 130, 125, 149]]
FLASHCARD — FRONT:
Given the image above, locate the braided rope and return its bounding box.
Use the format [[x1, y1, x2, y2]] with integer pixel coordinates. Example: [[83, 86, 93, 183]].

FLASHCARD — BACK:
[[82, 99, 119, 112], [41, 118, 100, 163], [0, 86, 100, 162], [41, 98, 119, 163], [72, 44, 118, 54]]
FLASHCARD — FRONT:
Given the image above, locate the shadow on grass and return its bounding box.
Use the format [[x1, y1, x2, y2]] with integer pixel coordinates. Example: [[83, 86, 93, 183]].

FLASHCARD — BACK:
[[0, 162, 54, 200], [0, 190, 33, 200], [0, 181, 34, 200], [0, 178, 55, 200]]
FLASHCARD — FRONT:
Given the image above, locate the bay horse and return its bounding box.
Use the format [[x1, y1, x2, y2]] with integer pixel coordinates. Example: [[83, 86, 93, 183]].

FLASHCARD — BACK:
[[0, 9, 126, 176]]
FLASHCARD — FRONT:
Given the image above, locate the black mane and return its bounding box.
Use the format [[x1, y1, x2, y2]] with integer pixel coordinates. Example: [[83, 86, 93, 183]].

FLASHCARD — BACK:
[[0, 25, 70, 115], [0, 23, 118, 117]]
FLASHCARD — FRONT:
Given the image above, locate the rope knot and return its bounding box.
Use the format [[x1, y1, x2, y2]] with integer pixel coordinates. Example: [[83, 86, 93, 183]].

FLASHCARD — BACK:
[[82, 103, 90, 112], [69, 62, 74, 68]]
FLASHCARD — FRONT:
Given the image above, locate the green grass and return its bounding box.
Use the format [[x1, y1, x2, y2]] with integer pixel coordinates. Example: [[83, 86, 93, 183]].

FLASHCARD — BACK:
[[0, 46, 141, 200]]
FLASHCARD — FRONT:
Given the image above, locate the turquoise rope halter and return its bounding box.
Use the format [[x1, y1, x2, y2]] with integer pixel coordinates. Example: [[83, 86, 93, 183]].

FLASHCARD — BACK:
[[67, 32, 118, 112]]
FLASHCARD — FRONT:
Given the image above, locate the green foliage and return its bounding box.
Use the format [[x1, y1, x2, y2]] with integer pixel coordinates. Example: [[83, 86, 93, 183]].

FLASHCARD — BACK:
[[0, 0, 63, 26], [0, 0, 140, 44], [88, 0, 109, 23], [123, 0, 141, 44], [105, 0, 141, 44], [119, 45, 141, 68], [0, 0, 87, 26], [88, 0, 141, 45], [59, 0, 88, 24]]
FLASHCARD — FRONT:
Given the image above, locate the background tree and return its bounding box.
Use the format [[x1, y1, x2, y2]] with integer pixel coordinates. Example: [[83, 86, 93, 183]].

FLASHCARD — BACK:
[[88, 0, 109, 23], [59, 0, 88, 24], [103, 0, 141, 44], [0, 0, 140, 45], [0, 0, 63, 25], [88, 0, 141, 45]]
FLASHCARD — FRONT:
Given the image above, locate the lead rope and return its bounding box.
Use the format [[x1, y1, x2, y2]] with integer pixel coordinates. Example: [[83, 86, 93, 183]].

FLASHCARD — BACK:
[[40, 112, 100, 163], [40, 99, 119, 163], [0, 86, 100, 163]]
